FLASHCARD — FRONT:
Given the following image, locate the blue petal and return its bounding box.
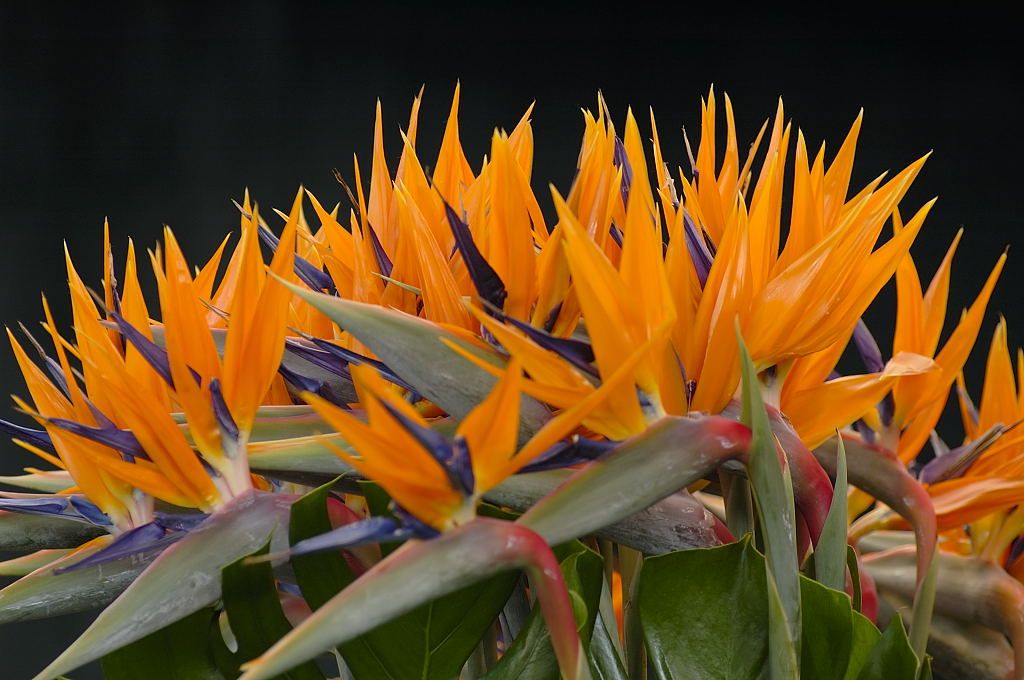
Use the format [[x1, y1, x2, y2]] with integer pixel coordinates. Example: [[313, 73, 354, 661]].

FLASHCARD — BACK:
[[375, 400, 472, 496], [493, 311, 597, 378], [443, 201, 507, 310], [288, 516, 410, 557], [284, 339, 352, 381], [278, 363, 347, 408], [48, 417, 148, 461], [106, 310, 176, 387], [258, 225, 336, 294], [0, 418, 56, 454], [612, 136, 633, 205], [365, 222, 393, 278], [208, 378, 240, 442], [521, 437, 616, 473], [55, 521, 175, 574], [682, 211, 714, 288], [852, 319, 885, 373]]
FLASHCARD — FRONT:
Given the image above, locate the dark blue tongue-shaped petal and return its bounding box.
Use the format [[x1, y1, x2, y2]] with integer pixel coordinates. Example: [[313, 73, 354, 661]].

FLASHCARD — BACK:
[[287, 516, 411, 558], [609, 223, 624, 249], [613, 136, 633, 206], [107, 309, 202, 388], [0, 494, 111, 526], [681, 211, 714, 288], [520, 437, 617, 474], [48, 417, 148, 462], [851, 319, 894, 426], [0, 418, 56, 454], [258, 225, 336, 294], [18, 324, 72, 398], [296, 335, 419, 397], [486, 307, 597, 378], [443, 201, 507, 310], [54, 521, 176, 574], [365, 222, 393, 278], [277, 362, 346, 408], [375, 399, 473, 496], [284, 339, 352, 382], [919, 422, 1007, 485], [208, 378, 240, 443]]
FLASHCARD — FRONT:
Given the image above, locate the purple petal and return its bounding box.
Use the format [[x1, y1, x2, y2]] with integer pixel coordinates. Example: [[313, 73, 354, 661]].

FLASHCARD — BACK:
[[302, 336, 419, 396], [284, 339, 352, 381], [375, 399, 472, 495], [682, 211, 713, 288], [609, 223, 624, 249], [18, 324, 73, 398], [496, 313, 597, 378], [443, 201, 507, 310], [365, 222, 393, 278], [48, 417, 148, 461], [278, 362, 347, 408], [54, 521, 175, 574], [519, 437, 616, 473], [288, 516, 409, 557], [258, 225, 336, 294], [107, 311, 174, 387], [853, 319, 885, 374], [919, 423, 1004, 484], [0, 418, 56, 454], [68, 496, 115, 526], [208, 378, 239, 442], [613, 136, 633, 206]]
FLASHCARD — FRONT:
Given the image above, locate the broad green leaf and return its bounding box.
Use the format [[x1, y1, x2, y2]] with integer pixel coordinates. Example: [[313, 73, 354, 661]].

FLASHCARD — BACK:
[[737, 331, 801, 665], [843, 611, 881, 680], [32, 491, 293, 680], [278, 283, 551, 440], [485, 542, 603, 680], [815, 435, 848, 591], [289, 482, 518, 680], [518, 415, 749, 547], [800, 571, 853, 678], [847, 545, 863, 612], [588, 608, 628, 680], [215, 542, 323, 679], [0, 535, 165, 624], [0, 509, 105, 551], [639, 539, 919, 680], [100, 608, 224, 680], [855, 618, 919, 680], [639, 540, 769, 679]]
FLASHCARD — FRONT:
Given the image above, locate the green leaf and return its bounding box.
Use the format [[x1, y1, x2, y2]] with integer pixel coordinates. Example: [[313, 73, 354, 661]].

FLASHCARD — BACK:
[[639, 539, 919, 680], [216, 542, 324, 679], [639, 540, 769, 679], [843, 611, 881, 680], [277, 283, 551, 441], [32, 491, 293, 679], [847, 545, 863, 612], [588, 608, 628, 680], [100, 608, 224, 680], [855, 618, 919, 680], [485, 542, 603, 680], [737, 329, 801, 665], [800, 570, 853, 678], [815, 435, 848, 591], [289, 481, 518, 680]]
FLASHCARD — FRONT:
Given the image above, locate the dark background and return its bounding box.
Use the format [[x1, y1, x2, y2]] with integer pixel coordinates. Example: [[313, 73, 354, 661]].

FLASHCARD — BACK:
[[1, 4, 1020, 678]]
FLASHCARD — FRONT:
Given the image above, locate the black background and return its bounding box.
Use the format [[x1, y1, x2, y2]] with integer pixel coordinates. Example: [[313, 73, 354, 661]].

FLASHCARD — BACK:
[[0, 4, 1020, 677]]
